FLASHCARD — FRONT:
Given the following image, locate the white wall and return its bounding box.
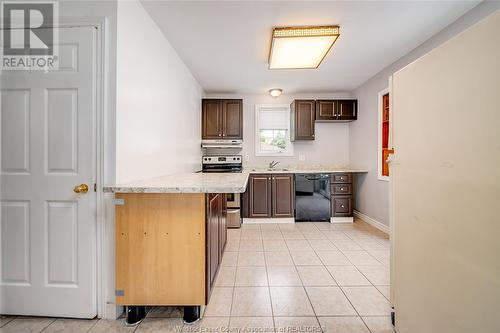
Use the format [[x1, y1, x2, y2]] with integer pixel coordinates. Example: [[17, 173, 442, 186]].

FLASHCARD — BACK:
[[116, 0, 203, 184], [103, 0, 203, 320], [349, 1, 500, 227], [205, 93, 352, 167]]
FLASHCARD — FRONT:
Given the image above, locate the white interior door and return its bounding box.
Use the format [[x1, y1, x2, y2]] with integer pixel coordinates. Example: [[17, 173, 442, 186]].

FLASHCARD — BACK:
[[1, 26, 97, 318], [390, 12, 500, 333]]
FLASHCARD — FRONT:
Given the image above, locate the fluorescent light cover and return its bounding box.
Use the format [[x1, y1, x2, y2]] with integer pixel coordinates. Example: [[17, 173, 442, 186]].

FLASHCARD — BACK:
[[269, 26, 340, 69]]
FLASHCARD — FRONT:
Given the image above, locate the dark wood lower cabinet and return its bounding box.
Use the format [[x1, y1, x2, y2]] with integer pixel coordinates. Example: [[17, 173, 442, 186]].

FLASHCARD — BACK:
[[206, 193, 227, 302], [331, 195, 353, 217], [331, 173, 354, 218], [219, 194, 227, 260], [248, 174, 272, 218], [272, 175, 295, 217], [245, 174, 294, 218], [243, 173, 356, 220]]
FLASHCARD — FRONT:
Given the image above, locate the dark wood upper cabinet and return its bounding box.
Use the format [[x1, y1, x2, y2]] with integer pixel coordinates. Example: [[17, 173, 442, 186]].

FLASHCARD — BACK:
[[202, 99, 222, 139], [222, 100, 243, 139], [248, 174, 272, 218], [202, 99, 242, 140], [316, 100, 338, 120], [272, 174, 294, 218], [291, 100, 315, 141], [315, 99, 357, 122], [337, 100, 357, 121]]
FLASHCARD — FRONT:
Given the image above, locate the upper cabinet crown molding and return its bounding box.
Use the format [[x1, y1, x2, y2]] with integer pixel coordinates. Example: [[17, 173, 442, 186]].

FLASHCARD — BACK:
[[202, 99, 243, 140]]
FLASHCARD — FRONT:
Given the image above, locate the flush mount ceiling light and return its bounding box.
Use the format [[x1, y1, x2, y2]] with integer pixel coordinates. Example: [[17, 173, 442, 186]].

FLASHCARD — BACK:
[[268, 25, 340, 69], [269, 88, 283, 97]]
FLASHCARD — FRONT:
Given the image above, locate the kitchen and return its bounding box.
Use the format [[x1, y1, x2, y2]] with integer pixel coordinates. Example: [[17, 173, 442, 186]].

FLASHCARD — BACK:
[[0, 1, 498, 333], [106, 96, 369, 324]]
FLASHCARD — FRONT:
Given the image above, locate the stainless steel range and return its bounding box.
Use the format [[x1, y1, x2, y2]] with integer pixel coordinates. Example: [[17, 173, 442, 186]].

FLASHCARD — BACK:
[[202, 155, 242, 228], [202, 155, 242, 173]]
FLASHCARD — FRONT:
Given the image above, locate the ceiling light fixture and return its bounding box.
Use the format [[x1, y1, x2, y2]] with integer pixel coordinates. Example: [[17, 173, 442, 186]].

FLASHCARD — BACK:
[[269, 88, 283, 97], [268, 25, 340, 70]]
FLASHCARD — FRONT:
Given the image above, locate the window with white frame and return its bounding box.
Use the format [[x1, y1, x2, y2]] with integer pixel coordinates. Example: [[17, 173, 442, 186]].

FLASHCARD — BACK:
[[255, 104, 293, 156]]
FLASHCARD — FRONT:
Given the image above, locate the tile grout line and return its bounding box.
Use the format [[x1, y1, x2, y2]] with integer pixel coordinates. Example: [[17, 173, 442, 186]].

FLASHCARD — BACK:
[[319, 224, 379, 333], [228, 228, 243, 320], [262, 233, 277, 333], [37, 318, 57, 333], [294, 265, 324, 333], [293, 222, 325, 332], [85, 318, 100, 333]]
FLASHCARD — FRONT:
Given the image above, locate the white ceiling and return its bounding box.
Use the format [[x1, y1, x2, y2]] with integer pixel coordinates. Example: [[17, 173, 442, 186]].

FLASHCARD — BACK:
[[141, 1, 478, 94]]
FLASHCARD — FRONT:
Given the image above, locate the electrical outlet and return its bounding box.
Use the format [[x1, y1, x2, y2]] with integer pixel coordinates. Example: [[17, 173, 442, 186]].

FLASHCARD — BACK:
[[299, 154, 305, 161], [245, 155, 250, 162]]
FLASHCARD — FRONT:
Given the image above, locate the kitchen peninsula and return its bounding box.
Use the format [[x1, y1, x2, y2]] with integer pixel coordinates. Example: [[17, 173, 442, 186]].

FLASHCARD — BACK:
[[104, 172, 248, 325], [104, 168, 366, 324]]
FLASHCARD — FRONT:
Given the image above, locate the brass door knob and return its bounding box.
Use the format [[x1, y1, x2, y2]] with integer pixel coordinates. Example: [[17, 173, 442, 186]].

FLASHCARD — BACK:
[[73, 184, 89, 194]]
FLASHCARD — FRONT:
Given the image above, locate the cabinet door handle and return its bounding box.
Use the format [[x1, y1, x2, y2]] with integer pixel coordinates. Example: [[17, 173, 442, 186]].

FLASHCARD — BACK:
[[341, 205, 345, 208]]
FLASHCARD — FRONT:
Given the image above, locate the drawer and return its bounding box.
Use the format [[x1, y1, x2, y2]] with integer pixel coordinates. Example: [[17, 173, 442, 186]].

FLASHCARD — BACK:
[[331, 195, 352, 217], [331, 173, 352, 183], [331, 183, 352, 195]]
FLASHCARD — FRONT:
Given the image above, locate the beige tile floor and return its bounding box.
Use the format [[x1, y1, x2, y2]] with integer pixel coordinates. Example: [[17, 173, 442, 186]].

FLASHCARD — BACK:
[[0, 219, 394, 333]]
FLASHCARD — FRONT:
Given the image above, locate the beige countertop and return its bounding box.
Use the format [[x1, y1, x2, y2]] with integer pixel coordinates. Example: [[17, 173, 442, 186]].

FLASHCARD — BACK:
[[103, 167, 368, 194], [103, 172, 250, 194], [246, 167, 368, 174]]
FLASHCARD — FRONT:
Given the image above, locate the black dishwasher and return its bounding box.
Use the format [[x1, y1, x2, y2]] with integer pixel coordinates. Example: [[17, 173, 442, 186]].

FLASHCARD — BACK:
[[295, 174, 331, 222]]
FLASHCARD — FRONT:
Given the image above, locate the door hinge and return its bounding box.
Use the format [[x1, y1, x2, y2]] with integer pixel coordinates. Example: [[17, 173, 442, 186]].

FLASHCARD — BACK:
[[94, 183, 97, 192], [115, 289, 125, 297], [113, 198, 125, 206]]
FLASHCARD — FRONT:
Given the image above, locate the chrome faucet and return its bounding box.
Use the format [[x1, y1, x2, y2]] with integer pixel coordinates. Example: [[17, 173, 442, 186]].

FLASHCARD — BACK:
[[269, 160, 280, 169]]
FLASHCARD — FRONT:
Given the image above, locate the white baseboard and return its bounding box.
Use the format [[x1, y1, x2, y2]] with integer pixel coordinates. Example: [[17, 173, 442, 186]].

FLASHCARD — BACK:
[[330, 217, 354, 223], [353, 210, 390, 234], [243, 217, 295, 224], [102, 304, 123, 320]]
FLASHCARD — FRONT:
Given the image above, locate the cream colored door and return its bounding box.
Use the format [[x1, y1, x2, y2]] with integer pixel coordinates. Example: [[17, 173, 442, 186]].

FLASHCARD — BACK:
[[0, 26, 97, 318], [390, 12, 500, 333]]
